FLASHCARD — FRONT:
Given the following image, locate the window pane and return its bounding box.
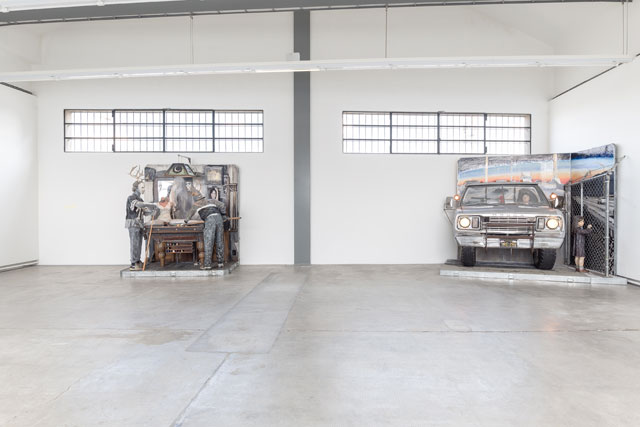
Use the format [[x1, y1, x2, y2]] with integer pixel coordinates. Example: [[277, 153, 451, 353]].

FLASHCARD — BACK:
[[391, 113, 437, 153], [214, 110, 264, 153], [485, 114, 531, 155], [342, 112, 391, 154], [342, 111, 531, 155], [113, 110, 164, 152], [64, 110, 113, 152], [438, 113, 485, 154], [165, 110, 213, 152]]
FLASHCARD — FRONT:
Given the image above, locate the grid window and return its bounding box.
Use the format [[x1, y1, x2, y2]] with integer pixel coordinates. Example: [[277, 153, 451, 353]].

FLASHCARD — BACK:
[[114, 110, 163, 152], [391, 113, 438, 154], [342, 112, 390, 154], [342, 111, 530, 155], [215, 111, 264, 153], [165, 111, 214, 152], [485, 114, 531, 155], [64, 110, 114, 152], [64, 109, 264, 153], [438, 113, 485, 154]]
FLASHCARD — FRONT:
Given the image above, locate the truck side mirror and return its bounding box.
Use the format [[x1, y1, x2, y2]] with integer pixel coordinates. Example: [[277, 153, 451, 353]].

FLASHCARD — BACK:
[[444, 197, 459, 209], [549, 195, 564, 209]]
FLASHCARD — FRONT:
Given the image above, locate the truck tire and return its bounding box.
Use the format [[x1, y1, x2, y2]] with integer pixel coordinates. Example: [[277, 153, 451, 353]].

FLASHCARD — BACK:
[[460, 247, 476, 267], [534, 249, 556, 270]]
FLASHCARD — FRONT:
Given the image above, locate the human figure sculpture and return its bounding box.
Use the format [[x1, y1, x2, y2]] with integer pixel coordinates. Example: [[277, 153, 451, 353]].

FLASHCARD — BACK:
[[169, 177, 193, 219], [152, 197, 174, 225], [573, 216, 593, 273], [185, 195, 227, 269], [125, 181, 157, 270]]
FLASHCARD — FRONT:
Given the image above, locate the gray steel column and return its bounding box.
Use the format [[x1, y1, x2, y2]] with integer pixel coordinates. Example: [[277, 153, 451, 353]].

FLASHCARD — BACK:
[[294, 10, 311, 265]]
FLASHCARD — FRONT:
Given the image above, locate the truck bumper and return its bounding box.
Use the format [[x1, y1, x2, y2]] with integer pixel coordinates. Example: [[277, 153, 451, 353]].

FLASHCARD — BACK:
[[456, 233, 564, 249]]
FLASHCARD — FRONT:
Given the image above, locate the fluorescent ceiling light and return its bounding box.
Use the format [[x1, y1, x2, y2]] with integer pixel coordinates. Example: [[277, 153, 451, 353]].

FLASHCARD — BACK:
[[0, 55, 633, 83], [0, 0, 176, 12]]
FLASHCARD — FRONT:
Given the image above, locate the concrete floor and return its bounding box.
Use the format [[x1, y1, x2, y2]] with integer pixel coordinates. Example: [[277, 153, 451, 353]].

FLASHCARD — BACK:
[[1, 265, 640, 426]]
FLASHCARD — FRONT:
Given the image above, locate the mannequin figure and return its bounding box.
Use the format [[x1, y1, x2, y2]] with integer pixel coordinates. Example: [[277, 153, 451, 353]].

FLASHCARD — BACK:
[[573, 216, 593, 273], [185, 196, 227, 269], [125, 181, 156, 270]]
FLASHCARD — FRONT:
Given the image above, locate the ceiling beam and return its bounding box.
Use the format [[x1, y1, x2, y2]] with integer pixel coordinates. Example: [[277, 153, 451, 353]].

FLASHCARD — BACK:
[[0, 0, 628, 26]]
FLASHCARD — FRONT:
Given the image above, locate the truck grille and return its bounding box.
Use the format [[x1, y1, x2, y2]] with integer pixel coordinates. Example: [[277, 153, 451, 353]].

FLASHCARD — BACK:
[[484, 217, 534, 234], [486, 217, 532, 224]]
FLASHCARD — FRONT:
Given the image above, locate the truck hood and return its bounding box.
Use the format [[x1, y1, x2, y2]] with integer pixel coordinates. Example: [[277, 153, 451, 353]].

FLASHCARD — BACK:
[[457, 205, 562, 217]]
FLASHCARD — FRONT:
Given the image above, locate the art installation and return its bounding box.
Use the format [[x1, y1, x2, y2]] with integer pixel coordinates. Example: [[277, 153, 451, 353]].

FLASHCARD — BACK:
[[125, 163, 239, 272], [447, 144, 617, 272], [456, 144, 616, 197]]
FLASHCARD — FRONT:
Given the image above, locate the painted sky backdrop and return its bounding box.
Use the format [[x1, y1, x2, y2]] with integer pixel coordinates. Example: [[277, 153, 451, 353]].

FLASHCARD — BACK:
[[457, 144, 615, 196]]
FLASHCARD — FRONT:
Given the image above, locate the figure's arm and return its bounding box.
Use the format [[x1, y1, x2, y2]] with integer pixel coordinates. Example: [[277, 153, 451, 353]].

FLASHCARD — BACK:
[[132, 200, 158, 213], [184, 205, 198, 223], [211, 199, 227, 214]]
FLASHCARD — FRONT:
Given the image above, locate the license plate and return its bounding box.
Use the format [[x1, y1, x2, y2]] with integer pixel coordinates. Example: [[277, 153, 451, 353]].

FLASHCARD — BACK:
[[500, 240, 517, 248]]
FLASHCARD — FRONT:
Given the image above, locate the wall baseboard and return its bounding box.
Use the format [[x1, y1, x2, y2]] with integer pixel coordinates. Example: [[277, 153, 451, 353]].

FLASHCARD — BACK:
[[0, 260, 38, 273], [622, 276, 640, 287]]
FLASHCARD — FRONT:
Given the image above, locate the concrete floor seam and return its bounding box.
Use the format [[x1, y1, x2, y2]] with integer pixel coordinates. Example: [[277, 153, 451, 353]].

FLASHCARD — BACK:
[[267, 270, 311, 354], [182, 272, 274, 353], [284, 328, 640, 333], [171, 353, 230, 427]]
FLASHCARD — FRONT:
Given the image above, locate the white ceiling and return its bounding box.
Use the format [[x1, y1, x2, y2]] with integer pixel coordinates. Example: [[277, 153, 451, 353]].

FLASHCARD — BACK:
[[476, 3, 625, 49]]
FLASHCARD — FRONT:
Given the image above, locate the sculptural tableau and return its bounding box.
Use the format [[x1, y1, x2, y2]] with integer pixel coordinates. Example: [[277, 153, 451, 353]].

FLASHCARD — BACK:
[[126, 163, 239, 271]]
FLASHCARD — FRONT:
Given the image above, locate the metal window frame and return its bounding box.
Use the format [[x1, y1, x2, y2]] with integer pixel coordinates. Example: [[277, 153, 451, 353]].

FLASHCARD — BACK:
[[163, 109, 215, 153], [213, 110, 265, 154], [63, 108, 264, 153], [62, 109, 114, 153], [342, 110, 532, 155]]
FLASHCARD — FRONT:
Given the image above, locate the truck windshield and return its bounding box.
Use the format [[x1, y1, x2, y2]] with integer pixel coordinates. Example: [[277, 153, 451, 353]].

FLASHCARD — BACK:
[[461, 185, 548, 206]]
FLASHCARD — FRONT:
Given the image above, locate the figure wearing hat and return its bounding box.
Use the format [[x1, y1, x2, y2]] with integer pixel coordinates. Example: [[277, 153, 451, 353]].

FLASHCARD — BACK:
[[185, 195, 227, 269], [573, 215, 592, 273]]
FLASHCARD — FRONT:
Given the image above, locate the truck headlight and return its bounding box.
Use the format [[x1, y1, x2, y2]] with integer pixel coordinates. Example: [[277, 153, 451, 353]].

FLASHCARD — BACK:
[[458, 216, 471, 229], [546, 217, 560, 230]]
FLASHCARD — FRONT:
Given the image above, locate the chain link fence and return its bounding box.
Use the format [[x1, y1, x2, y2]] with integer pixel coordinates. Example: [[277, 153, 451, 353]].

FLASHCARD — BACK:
[[565, 173, 616, 276]]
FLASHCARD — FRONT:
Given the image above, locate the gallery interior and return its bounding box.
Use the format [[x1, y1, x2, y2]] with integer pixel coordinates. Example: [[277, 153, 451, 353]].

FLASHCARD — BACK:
[[1, 0, 640, 425]]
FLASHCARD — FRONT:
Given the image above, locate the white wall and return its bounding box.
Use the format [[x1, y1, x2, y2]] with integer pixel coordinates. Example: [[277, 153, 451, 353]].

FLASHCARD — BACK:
[[8, 6, 561, 265], [34, 13, 294, 265], [550, 58, 640, 282], [549, 4, 640, 281], [310, 8, 554, 264], [551, 3, 640, 95], [0, 85, 38, 267]]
